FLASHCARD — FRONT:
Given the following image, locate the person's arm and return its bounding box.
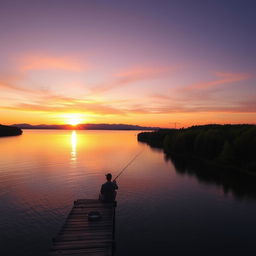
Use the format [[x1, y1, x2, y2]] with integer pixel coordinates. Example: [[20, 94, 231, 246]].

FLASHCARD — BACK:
[[113, 180, 118, 190]]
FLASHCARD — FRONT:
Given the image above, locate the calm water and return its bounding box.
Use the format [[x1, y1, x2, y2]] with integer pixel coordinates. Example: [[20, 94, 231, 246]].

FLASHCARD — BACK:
[[1, 130, 256, 256]]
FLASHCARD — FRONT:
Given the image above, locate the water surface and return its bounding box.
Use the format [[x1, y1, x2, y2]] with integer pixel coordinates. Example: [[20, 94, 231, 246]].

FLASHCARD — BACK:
[[0, 130, 256, 256]]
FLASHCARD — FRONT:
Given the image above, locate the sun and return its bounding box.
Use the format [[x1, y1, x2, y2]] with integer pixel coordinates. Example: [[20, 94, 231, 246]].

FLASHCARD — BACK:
[[64, 114, 84, 126], [68, 118, 81, 126], [58, 113, 85, 126]]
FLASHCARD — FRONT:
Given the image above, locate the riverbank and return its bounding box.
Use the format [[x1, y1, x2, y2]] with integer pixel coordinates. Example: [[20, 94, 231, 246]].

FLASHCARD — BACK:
[[138, 124, 256, 175], [0, 124, 23, 137]]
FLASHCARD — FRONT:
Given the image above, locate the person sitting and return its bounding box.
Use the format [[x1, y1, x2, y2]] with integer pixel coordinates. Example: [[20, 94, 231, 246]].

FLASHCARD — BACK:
[[99, 173, 118, 202]]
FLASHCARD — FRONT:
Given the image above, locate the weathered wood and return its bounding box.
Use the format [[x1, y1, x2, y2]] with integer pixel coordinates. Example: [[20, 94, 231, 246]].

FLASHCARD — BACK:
[[50, 247, 111, 256], [49, 199, 116, 256], [54, 234, 112, 242], [50, 248, 110, 256]]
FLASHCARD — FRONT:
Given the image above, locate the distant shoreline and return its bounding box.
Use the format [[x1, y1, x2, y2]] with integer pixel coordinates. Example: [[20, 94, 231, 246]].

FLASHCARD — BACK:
[[11, 123, 160, 131], [18, 128, 156, 131]]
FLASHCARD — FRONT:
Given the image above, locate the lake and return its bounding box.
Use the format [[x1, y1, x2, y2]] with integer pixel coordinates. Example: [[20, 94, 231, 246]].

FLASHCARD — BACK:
[[0, 130, 256, 256]]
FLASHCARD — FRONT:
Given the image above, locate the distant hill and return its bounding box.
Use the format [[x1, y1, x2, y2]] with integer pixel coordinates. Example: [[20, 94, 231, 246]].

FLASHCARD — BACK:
[[12, 123, 160, 130], [0, 124, 23, 137]]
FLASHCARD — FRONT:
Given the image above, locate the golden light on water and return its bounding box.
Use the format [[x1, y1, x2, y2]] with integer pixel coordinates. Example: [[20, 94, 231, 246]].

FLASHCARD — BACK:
[[70, 130, 77, 161]]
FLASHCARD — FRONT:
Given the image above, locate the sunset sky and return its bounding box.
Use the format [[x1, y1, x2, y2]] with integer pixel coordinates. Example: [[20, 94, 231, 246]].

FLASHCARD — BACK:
[[0, 0, 255, 128]]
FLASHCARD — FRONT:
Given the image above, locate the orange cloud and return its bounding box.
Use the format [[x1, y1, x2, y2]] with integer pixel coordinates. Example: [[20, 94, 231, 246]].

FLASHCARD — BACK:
[[91, 65, 176, 93], [0, 80, 36, 94], [17, 54, 85, 72], [114, 66, 172, 81], [1, 99, 125, 116], [1, 62, 255, 126], [184, 72, 251, 91], [132, 102, 256, 114], [149, 93, 171, 100]]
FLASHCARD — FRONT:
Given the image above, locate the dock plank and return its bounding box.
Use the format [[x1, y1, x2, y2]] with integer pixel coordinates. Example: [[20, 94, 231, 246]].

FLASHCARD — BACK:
[[49, 199, 116, 256]]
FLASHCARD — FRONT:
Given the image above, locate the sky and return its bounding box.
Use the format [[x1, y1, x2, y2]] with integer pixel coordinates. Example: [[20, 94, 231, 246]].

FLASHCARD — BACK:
[[0, 0, 255, 128]]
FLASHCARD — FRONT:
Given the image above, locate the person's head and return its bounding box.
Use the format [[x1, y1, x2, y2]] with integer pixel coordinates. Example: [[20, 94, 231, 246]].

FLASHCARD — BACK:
[[105, 173, 112, 181]]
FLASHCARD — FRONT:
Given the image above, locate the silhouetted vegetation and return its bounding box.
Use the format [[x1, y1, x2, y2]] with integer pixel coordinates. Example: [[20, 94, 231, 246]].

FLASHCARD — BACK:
[[138, 124, 256, 174], [0, 124, 23, 137]]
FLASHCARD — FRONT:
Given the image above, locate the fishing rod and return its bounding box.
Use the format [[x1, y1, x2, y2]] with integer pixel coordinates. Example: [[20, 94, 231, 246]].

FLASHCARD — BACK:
[[113, 150, 144, 181]]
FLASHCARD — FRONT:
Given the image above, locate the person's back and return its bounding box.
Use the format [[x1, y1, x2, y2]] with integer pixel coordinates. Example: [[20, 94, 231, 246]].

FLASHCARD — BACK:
[[100, 173, 118, 202]]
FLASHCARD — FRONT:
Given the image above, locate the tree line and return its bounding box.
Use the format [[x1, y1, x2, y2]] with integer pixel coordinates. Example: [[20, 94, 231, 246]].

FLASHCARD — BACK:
[[138, 124, 256, 174]]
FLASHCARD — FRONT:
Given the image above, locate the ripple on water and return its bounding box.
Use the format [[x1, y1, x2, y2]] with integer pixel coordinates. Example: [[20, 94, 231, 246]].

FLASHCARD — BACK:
[[1, 130, 256, 256]]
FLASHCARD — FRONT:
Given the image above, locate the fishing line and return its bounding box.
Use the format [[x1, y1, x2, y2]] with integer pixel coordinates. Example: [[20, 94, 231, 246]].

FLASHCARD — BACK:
[[113, 149, 144, 181]]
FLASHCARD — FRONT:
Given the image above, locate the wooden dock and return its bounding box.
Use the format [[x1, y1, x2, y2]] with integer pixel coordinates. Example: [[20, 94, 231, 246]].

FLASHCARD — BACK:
[[49, 199, 116, 256]]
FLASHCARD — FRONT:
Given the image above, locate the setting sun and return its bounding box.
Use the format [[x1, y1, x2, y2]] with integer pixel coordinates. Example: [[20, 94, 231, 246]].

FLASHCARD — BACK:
[[68, 118, 81, 126], [62, 113, 84, 126]]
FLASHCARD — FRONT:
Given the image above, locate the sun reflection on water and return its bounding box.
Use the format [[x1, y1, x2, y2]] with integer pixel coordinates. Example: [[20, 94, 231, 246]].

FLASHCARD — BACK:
[[70, 130, 77, 162]]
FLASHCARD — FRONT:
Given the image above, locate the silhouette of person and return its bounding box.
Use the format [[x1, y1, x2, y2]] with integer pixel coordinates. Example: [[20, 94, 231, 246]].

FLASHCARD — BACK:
[[99, 173, 118, 202]]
